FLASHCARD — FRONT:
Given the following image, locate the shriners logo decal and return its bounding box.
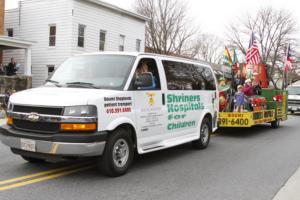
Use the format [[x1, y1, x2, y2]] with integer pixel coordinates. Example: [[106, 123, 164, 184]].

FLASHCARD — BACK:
[[146, 92, 156, 106]]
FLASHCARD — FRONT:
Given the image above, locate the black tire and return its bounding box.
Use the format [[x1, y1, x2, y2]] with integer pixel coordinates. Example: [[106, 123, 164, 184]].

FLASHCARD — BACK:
[[21, 155, 46, 163], [192, 117, 211, 149], [290, 111, 295, 114], [98, 128, 134, 177], [271, 119, 280, 129]]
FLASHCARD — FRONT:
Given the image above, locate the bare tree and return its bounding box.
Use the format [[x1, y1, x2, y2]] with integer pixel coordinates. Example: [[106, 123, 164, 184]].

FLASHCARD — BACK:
[[227, 7, 298, 88], [135, 0, 196, 56], [189, 34, 223, 64]]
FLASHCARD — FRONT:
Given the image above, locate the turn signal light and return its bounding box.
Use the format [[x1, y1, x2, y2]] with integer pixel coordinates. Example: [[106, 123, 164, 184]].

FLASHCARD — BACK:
[[60, 123, 97, 131], [6, 117, 13, 126]]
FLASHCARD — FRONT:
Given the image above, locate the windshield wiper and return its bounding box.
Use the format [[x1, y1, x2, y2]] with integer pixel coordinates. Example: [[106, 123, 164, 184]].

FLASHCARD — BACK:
[[65, 82, 101, 89], [45, 79, 62, 87]]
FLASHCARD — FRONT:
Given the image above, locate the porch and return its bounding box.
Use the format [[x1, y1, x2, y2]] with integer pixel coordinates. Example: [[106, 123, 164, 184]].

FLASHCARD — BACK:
[[0, 36, 34, 105]]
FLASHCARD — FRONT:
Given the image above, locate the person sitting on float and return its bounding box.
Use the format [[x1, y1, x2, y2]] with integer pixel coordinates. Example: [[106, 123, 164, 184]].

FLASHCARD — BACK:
[[218, 77, 231, 112], [218, 77, 230, 92], [252, 80, 262, 96], [242, 79, 254, 97]]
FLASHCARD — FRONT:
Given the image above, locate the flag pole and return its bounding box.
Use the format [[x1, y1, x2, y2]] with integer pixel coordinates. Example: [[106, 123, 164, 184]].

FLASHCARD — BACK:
[[286, 43, 290, 89], [230, 49, 235, 112], [283, 43, 289, 90], [231, 51, 235, 90]]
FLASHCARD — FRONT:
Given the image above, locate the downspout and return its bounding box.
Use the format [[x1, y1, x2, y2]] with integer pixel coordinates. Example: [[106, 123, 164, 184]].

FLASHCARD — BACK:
[[0, 0, 5, 63], [18, 0, 21, 35]]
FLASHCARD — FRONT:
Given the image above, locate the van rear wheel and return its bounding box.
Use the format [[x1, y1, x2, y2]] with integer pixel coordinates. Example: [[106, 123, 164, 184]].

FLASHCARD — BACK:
[[98, 128, 134, 177], [192, 118, 211, 149]]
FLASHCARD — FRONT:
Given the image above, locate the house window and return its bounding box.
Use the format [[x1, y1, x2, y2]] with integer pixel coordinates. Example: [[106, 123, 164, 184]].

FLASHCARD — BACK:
[[119, 35, 125, 51], [136, 39, 141, 52], [49, 25, 56, 46], [7, 28, 13, 37], [47, 65, 55, 78], [78, 24, 86, 47], [99, 30, 106, 51]]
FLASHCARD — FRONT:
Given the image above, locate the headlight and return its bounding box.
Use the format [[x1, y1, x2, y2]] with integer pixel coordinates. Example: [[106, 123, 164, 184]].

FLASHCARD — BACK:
[[63, 105, 97, 117]]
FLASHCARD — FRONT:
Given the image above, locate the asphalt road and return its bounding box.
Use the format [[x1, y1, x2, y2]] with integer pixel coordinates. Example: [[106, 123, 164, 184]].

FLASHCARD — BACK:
[[0, 115, 300, 200]]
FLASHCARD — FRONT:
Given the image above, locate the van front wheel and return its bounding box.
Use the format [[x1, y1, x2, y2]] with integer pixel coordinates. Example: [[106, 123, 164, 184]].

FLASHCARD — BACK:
[[192, 118, 211, 149], [98, 128, 134, 177]]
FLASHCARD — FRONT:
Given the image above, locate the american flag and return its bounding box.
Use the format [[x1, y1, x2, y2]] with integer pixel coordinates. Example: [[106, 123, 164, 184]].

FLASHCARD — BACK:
[[284, 44, 293, 72], [246, 32, 260, 64]]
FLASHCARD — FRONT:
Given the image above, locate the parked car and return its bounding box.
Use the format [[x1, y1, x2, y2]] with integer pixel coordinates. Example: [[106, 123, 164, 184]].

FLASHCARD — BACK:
[[287, 81, 300, 114]]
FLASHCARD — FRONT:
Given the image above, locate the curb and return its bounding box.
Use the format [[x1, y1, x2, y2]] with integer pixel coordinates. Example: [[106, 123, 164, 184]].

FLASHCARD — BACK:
[[273, 166, 300, 200]]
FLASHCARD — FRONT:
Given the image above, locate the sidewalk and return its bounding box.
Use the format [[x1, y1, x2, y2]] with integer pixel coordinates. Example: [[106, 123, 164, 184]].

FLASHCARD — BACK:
[[273, 166, 300, 200], [0, 109, 5, 119], [0, 118, 5, 126]]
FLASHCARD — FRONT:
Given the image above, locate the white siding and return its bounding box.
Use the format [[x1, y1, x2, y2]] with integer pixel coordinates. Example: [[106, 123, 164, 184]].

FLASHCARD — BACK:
[[71, 0, 145, 55], [4, 0, 146, 87], [18, 0, 73, 87], [4, 9, 20, 37]]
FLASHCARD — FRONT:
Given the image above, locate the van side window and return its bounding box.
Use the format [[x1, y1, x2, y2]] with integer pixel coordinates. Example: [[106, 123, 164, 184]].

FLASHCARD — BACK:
[[163, 60, 193, 90], [162, 60, 216, 90], [131, 58, 161, 90], [201, 66, 216, 90]]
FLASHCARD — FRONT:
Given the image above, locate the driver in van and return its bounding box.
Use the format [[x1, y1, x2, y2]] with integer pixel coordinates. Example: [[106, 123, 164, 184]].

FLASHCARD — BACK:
[[135, 61, 156, 90], [136, 61, 149, 76]]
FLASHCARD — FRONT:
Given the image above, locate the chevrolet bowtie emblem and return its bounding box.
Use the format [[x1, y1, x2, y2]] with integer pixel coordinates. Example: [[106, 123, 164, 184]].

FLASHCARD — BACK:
[[27, 112, 40, 122]]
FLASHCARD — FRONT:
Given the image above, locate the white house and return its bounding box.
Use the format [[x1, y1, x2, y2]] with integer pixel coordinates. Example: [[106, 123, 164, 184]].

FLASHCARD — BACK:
[[3, 0, 148, 87]]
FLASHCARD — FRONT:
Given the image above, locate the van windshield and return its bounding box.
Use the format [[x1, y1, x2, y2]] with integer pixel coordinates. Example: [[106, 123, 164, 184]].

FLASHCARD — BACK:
[[49, 55, 136, 90], [288, 86, 300, 95]]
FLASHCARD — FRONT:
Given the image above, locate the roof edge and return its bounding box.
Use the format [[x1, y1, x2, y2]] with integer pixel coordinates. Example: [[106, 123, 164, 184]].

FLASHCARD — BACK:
[[0, 36, 36, 46], [83, 0, 150, 21]]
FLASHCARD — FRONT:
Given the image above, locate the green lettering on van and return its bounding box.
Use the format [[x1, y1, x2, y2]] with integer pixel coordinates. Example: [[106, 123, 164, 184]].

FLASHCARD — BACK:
[[167, 120, 196, 130]]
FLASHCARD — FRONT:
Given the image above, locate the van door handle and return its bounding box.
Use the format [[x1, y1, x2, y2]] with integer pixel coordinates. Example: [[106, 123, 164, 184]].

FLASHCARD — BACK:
[[162, 93, 165, 105]]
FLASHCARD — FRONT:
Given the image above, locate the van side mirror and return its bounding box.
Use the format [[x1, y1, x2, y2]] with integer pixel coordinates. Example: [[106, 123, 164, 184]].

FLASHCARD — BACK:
[[135, 72, 154, 89]]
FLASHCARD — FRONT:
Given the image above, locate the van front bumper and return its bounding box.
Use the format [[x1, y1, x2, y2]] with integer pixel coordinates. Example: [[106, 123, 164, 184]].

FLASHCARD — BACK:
[[0, 125, 107, 157], [288, 106, 300, 112]]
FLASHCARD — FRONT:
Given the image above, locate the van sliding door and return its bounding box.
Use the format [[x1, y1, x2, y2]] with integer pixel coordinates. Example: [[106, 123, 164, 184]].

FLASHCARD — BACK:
[[131, 57, 167, 152]]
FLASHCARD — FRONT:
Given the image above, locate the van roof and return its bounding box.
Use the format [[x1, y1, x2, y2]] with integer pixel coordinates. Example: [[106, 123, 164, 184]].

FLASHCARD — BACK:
[[78, 52, 212, 68]]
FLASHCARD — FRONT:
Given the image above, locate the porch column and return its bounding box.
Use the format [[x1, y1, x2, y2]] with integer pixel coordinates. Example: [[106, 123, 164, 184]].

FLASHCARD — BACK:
[[24, 47, 32, 76]]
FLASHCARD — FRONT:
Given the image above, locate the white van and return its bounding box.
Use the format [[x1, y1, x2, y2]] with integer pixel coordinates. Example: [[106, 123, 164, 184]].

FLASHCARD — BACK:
[[0, 52, 219, 176], [287, 81, 300, 114]]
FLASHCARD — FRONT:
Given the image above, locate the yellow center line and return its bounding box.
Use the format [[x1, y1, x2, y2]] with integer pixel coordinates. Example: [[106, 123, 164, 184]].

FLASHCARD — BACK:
[[0, 165, 95, 191], [0, 161, 94, 186]]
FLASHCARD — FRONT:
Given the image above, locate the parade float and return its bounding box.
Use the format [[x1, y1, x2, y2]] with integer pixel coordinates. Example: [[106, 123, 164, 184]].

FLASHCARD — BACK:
[[218, 36, 288, 129], [219, 65, 287, 128]]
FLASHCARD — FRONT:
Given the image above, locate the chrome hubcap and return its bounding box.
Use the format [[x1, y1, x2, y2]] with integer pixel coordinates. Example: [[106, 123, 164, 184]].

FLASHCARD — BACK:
[[113, 139, 129, 168], [201, 124, 209, 144]]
